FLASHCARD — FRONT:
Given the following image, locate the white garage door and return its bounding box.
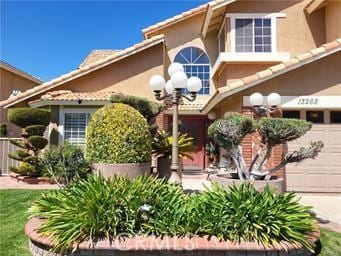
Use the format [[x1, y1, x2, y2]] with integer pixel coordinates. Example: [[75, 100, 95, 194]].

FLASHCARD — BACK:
[[286, 111, 341, 193]]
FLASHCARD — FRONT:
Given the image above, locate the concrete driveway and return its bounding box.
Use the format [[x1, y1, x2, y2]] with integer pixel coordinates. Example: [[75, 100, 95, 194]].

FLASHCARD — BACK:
[[299, 194, 341, 231]]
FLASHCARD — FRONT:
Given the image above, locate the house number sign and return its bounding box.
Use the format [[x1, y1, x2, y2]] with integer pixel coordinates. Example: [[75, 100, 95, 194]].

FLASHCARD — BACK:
[[297, 97, 319, 105]]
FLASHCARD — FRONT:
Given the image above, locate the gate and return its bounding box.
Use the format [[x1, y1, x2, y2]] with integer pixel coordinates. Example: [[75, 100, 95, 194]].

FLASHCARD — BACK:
[[0, 138, 21, 175]]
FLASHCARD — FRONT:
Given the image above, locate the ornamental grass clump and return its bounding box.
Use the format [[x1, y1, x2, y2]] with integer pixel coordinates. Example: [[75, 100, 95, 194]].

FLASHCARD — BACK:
[[29, 175, 317, 253]]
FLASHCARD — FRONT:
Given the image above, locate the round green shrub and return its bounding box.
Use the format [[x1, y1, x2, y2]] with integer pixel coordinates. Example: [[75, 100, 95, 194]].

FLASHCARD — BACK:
[[8, 108, 51, 128], [86, 103, 152, 163], [25, 125, 46, 136], [28, 136, 48, 150]]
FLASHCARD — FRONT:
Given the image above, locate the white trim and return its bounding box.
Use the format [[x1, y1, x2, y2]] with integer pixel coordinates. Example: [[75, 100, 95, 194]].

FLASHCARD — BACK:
[[243, 96, 341, 110], [217, 18, 227, 53], [202, 47, 340, 114], [29, 99, 109, 108], [211, 52, 291, 77], [228, 13, 286, 54], [58, 107, 98, 145]]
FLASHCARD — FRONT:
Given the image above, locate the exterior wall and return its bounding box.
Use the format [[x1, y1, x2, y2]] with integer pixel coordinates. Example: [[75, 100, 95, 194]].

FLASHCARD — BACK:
[[0, 68, 41, 137], [148, 12, 219, 103], [216, 52, 341, 116], [325, 2, 341, 42], [60, 44, 164, 103], [223, 0, 326, 56]]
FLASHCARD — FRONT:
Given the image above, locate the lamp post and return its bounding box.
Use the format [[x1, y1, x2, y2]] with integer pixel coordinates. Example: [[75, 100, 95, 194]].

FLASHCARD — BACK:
[[249, 92, 282, 118], [149, 63, 202, 184]]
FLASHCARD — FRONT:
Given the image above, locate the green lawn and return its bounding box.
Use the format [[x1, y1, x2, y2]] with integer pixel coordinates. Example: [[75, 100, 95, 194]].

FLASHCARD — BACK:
[[0, 189, 340, 256]]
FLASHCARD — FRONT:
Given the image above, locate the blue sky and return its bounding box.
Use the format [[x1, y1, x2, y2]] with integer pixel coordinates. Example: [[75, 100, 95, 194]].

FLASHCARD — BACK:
[[1, 0, 206, 81]]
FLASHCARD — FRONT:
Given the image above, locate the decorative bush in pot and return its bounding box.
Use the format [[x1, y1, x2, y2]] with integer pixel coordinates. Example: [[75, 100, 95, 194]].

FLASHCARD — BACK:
[[7, 107, 51, 176], [86, 103, 152, 179], [152, 130, 195, 180], [208, 112, 323, 192]]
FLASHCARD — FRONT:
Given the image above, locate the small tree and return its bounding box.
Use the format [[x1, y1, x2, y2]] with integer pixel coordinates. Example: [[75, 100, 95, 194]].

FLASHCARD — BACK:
[[7, 108, 51, 176], [208, 112, 323, 180]]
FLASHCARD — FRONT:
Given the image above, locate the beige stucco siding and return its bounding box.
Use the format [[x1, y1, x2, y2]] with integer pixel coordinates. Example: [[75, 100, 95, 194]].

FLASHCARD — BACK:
[[216, 51, 341, 115], [61, 44, 164, 102], [325, 1, 341, 42], [222, 0, 326, 56], [0, 68, 41, 137]]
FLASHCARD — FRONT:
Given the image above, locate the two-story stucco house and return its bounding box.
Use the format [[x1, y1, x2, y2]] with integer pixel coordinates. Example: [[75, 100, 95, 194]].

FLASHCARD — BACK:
[[1, 0, 340, 192]]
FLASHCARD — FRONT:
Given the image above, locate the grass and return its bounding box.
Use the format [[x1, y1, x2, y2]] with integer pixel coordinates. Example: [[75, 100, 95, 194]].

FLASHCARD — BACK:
[[0, 189, 340, 256]]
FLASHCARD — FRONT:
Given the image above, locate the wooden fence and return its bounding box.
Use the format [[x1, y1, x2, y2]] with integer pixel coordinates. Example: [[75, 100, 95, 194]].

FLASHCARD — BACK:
[[0, 138, 21, 175]]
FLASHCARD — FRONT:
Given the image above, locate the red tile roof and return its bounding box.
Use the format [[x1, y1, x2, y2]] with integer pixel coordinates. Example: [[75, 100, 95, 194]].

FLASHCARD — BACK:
[[0, 35, 165, 108], [202, 38, 341, 112], [79, 49, 120, 68]]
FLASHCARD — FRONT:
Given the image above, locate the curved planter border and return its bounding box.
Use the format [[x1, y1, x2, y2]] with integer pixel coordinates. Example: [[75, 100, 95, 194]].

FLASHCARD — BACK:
[[92, 162, 151, 179], [26, 217, 319, 256], [210, 174, 284, 193]]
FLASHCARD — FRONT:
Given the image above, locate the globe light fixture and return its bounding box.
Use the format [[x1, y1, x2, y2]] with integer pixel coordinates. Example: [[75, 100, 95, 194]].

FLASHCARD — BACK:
[[250, 92, 264, 107], [207, 111, 217, 120], [165, 80, 174, 95], [187, 76, 202, 93], [171, 71, 188, 89], [249, 92, 282, 118], [168, 62, 184, 76], [149, 75, 165, 92], [149, 63, 203, 184], [267, 93, 282, 107]]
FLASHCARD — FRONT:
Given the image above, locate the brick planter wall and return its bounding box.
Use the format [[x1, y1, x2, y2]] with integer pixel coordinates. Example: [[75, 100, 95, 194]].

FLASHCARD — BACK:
[[26, 218, 319, 256]]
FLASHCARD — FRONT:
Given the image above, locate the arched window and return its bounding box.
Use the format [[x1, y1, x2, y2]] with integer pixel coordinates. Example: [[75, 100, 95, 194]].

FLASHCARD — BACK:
[[174, 47, 210, 95]]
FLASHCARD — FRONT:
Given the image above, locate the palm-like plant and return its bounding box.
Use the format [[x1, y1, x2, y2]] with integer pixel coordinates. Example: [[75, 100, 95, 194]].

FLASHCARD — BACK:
[[152, 130, 196, 160]]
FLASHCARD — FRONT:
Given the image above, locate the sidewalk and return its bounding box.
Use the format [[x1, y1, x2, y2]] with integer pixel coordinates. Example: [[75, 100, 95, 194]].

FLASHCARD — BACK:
[[0, 176, 58, 190]]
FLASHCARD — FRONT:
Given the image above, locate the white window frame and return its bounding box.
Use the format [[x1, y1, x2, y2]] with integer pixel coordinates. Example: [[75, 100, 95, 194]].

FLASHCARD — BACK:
[[217, 18, 227, 53], [228, 13, 286, 54], [58, 107, 97, 145], [174, 47, 211, 95]]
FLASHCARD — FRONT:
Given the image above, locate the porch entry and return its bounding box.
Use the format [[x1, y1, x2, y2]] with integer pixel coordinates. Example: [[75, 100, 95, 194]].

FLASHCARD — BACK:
[[168, 116, 210, 171]]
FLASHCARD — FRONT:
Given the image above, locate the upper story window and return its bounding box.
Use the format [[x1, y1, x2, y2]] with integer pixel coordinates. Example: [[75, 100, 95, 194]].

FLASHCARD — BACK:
[[235, 18, 271, 53], [174, 47, 210, 95], [228, 13, 286, 54], [218, 20, 226, 53]]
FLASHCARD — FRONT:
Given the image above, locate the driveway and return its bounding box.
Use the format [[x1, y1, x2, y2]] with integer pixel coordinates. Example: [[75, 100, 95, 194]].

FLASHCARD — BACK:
[[299, 194, 341, 231]]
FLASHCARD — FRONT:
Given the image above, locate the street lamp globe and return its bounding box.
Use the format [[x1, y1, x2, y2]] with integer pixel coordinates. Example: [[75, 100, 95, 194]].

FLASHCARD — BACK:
[[171, 71, 188, 89], [165, 80, 174, 94], [267, 93, 281, 107], [149, 75, 165, 92], [186, 76, 202, 93], [250, 92, 264, 106], [168, 62, 184, 77]]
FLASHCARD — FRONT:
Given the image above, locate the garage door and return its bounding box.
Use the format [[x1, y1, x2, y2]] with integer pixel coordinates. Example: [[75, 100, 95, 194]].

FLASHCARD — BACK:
[[286, 115, 341, 193]]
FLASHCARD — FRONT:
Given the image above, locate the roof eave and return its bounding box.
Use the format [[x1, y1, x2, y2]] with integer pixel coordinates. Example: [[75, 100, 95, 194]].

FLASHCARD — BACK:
[[201, 44, 341, 114], [2, 36, 165, 109]]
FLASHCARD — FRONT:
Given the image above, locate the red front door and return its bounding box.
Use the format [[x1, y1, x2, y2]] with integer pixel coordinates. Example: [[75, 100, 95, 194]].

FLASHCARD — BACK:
[[169, 116, 208, 170]]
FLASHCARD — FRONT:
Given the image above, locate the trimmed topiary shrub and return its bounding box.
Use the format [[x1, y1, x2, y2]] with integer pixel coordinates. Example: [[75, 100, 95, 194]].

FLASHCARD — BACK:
[[15, 162, 37, 176], [28, 136, 48, 150], [109, 93, 164, 122], [7, 107, 51, 176], [7, 108, 51, 128], [86, 103, 152, 164], [25, 125, 46, 136], [0, 123, 7, 137]]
